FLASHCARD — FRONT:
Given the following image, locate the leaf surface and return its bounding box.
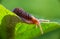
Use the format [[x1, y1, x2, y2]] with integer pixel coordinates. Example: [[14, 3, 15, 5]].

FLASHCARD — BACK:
[[0, 4, 60, 39]]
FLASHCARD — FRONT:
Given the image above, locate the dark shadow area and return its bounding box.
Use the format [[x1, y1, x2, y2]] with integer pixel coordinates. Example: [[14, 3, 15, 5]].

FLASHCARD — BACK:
[[0, 15, 20, 39], [33, 28, 60, 39], [0, 25, 1, 39]]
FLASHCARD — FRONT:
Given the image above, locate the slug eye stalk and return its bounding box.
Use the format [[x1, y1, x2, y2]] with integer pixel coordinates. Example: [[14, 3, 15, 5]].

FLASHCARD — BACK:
[[38, 19, 50, 34]]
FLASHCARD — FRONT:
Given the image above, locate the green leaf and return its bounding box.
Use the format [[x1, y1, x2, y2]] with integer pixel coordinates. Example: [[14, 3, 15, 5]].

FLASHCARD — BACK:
[[0, 4, 60, 39]]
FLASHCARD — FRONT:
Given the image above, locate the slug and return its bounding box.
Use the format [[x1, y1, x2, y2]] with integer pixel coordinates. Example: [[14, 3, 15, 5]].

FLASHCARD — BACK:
[[13, 8, 44, 34]]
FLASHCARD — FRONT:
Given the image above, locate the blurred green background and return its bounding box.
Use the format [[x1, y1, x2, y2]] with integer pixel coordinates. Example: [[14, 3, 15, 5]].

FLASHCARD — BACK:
[[0, 0, 60, 39], [0, 0, 60, 22]]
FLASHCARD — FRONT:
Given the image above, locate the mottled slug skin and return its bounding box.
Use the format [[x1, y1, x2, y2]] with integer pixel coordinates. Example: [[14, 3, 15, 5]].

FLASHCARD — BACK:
[[13, 8, 40, 25]]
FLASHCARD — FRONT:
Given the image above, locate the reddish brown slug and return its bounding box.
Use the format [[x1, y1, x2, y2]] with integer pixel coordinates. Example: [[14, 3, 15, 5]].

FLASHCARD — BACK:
[[13, 8, 40, 25], [13, 8, 43, 34]]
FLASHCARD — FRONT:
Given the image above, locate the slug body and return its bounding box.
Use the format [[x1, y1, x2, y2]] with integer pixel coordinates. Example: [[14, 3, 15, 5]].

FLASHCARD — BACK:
[[13, 8, 40, 25]]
